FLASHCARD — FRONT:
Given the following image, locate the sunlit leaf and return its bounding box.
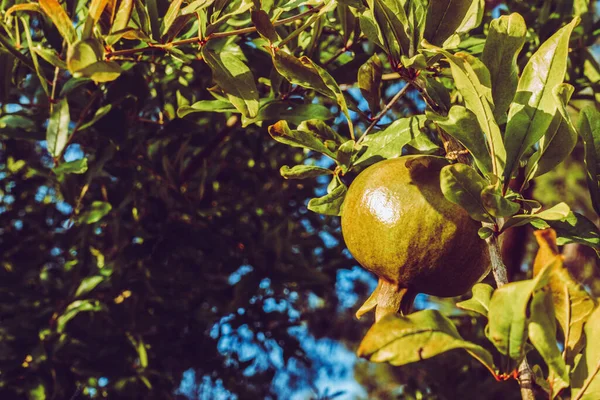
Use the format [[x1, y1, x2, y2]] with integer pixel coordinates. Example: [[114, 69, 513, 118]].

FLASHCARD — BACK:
[[307, 182, 347, 216], [481, 13, 527, 121], [53, 158, 89, 175], [202, 48, 259, 118], [46, 98, 71, 158], [424, 0, 484, 48], [358, 309, 496, 375], [571, 306, 600, 400], [456, 283, 494, 318], [77, 201, 112, 224], [279, 165, 333, 179], [487, 261, 553, 361], [501, 202, 571, 231], [57, 300, 106, 333], [503, 18, 579, 184], [74, 276, 104, 298], [39, 0, 77, 45]]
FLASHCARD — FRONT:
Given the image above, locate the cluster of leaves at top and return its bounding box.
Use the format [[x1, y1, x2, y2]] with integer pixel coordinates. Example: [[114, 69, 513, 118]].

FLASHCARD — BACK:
[[3, 0, 600, 398]]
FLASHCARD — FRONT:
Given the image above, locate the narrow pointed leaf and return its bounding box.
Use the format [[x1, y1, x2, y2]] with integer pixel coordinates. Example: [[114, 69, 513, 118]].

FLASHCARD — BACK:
[[501, 202, 571, 231], [279, 165, 333, 179], [162, 0, 184, 35], [46, 98, 71, 158], [503, 18, 579, 183], [39, 0, 77, 45], [525, 83, 577, 182], [426, 45, 505, 177], [481, 13, 527, 121]]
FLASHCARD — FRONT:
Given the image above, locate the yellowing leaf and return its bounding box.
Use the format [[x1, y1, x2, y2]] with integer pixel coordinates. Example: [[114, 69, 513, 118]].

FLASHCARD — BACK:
[[39, 0, 77, 45]]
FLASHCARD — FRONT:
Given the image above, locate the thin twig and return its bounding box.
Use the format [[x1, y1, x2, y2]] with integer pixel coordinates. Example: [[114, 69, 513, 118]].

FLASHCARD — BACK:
[[358, 82, 410, 143], [106, 5, 324, 58]]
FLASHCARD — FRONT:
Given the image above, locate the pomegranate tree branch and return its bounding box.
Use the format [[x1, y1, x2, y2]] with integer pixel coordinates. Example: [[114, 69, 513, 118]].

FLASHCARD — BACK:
[[106, 5, 324, 58], [358, 82, 410, 143]]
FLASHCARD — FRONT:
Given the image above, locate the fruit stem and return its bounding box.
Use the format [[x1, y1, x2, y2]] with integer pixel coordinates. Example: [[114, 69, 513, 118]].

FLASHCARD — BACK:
[[374, 279, 414, 322]]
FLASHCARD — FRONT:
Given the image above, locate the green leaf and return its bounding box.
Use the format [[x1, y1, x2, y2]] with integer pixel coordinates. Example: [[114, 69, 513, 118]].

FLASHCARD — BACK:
[[78, 105, 113, 131], [202, 48, 259, 118], [82, 0, 110, 40], [528, 287, 569, 393], [32, 46, 67, 69], [481, 13, 527, 121], [501, 202, 571, 231], [578, 105, 600, 217], [46, 98, 71, 158], [53, 158, 88, 175], [456, 283, 494, 318], [272, 50, 353, 136], [75, 61, 122, 83], [531, 212, 600, 252], [279, 165, 333, 179], [358, 54, 383, 115], [162, 0, 184, 35], [60, 77, 93, 97], [108, 0, 134, 45], [67, 39, 104, 72], [424, 0, 484, 48], [0, 115, 42, 140], [56, 300, 106, 333], [367, 0, 410, 61], [427, 106, 493, 175], [246, 101, 334, 127], [4, 3, 43, 19], [39, 0, 77, 45], [251, 10, 278, 42], [336, 140, 356, 173], [74, 276, 104, 298], [307, 183, 347, 216], [480, 185, 520, 218], [354, 115, 427, 168], [440, 163, 493, 222], [27, 381, 46, 400], [571, 306, 600, 400], [426, 45, 505, 177], [357, 309, 496, 375], [77, 201, 112, 224], [503, 18, 579, 184], [21, 17, 49, 97], [421, 76, 450, 113], [524, 83, 577, 183], [268, 120, 335, 157], [178, 100, 238, 117], [487, 261, 553, 360]]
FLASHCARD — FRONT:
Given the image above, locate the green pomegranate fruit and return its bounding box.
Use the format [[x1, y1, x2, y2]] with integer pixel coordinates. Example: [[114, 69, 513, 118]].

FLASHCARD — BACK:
[[341, 155, 490, 318]]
